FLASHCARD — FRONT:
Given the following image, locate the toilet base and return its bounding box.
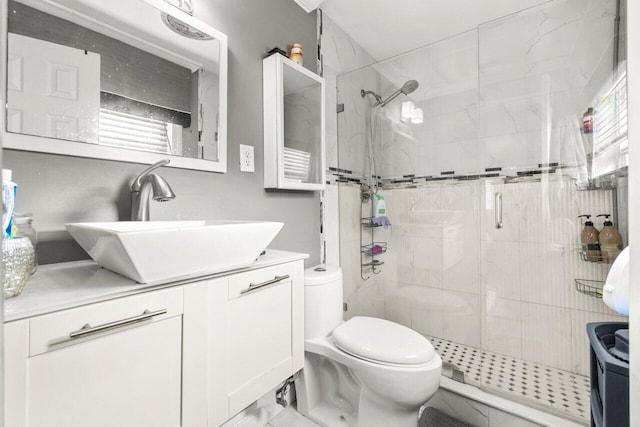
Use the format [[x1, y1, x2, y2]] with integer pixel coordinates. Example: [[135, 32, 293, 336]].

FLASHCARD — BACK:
[[295, 348, 437, 427], [296, 374, 424, 427], [298, 400, 353, 427], [357, 387, 419, 427], [295, 353, 359, 426]]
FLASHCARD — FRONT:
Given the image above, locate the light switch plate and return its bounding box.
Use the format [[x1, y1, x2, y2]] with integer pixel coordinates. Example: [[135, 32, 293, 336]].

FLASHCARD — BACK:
[[239, 144, 254, 172]]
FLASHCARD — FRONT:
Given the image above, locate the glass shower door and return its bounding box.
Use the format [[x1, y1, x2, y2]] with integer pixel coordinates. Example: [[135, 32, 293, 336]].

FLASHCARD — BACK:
[[476, 0, 628, 422]]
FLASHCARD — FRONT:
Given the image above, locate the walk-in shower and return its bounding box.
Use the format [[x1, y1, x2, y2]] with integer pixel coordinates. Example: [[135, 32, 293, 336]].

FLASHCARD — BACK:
[[332, 0, 628, 424], [360, 79, 419, 107]]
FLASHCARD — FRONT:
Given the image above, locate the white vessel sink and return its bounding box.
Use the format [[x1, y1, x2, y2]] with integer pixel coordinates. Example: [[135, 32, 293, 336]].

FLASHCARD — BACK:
[[65, 221, 284, 284]]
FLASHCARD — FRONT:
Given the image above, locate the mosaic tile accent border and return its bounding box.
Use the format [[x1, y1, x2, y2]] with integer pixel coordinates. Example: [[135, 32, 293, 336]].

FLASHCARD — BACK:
[[430, 337, 590, 424], [326, 164, 587, 189], [327, 167, 369, 185]]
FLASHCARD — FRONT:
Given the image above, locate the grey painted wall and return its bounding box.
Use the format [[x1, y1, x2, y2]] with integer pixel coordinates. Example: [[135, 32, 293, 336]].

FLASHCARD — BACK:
[[4, 0, 321, 266]]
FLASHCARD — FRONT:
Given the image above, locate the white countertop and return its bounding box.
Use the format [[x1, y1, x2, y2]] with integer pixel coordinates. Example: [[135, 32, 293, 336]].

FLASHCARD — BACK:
[[4, 249, 308, 322]]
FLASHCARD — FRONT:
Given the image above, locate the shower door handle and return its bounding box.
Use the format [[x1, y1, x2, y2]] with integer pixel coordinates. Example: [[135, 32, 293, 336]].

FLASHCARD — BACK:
[[495, 192, 503, 229]]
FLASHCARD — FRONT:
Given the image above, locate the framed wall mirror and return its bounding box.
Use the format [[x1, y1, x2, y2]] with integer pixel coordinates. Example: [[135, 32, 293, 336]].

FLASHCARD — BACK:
[[3, 0, 228, 172]]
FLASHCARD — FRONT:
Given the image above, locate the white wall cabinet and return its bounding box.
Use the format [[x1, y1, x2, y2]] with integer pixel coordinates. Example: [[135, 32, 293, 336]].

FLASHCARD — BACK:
[[4, 257, 305, 427], [263, 54, 325, 190]]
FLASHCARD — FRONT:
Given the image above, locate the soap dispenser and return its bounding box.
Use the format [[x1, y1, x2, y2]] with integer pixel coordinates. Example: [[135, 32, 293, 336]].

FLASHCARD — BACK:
[[597, 214, 623, 263], [578, 215, 600, 262]]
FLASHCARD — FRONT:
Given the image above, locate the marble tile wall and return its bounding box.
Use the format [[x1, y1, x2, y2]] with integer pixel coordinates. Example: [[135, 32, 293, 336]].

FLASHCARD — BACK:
[[335, 29, 479, 179], [335, 69, 385, 177], [318, 12, 377, 266], [319, 12, 376, 172], [374, 29, 480, 178], [334, 0, 618, 179], [478, 0, 617, 171]]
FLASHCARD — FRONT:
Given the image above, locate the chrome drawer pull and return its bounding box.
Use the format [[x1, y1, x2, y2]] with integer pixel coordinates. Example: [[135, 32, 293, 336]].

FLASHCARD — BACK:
[[241, 274, 290, 294], [69, 308, 168, 339]]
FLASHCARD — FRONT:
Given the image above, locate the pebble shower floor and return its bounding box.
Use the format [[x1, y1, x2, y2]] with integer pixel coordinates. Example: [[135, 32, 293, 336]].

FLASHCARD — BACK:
[[430, 337, 590, 423]]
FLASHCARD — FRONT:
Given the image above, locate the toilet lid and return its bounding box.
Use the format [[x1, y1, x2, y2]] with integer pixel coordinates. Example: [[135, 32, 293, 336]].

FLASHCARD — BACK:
[[331, 317, 436, 365]]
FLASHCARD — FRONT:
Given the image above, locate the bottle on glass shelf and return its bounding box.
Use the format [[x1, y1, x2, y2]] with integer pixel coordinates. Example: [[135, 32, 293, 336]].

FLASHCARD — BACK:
[[582, 107, 594, 133], [578, 215, 600, 262], [596, 214, 623, 264]]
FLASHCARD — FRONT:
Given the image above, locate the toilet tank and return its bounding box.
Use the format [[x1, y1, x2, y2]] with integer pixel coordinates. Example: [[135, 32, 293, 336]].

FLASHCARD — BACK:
[[304, 265, 344, 339]]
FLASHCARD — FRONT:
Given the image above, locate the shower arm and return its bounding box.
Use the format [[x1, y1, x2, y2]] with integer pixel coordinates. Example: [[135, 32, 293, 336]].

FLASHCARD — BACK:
[[361, 80, 418, 108], [378, 89, 403, 107], [360, 89, 383, 105]]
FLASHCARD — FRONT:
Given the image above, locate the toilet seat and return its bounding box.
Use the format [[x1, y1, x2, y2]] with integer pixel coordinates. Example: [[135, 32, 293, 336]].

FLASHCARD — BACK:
[[331, 316, 436, 365]]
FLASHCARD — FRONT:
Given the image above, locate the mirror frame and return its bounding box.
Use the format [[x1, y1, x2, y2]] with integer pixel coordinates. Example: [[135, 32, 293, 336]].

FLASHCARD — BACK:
[[263, 54, 326, 191], [1, 0, 228, 173]]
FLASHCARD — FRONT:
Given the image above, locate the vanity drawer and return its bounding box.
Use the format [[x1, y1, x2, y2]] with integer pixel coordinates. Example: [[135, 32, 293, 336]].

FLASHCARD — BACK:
[[29, 287, 183, 357], [228, 263, 294, 300]]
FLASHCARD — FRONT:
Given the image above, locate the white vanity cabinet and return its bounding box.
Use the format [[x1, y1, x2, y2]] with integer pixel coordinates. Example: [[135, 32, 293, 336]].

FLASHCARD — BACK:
[[5, 287, 184, 427], [4, 252, 306, 427], [226, 262, 304, 415], [183, 260, 305, 425]]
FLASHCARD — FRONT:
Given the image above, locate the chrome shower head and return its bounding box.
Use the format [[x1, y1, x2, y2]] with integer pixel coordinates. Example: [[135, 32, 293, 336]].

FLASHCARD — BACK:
[[401, 80, 419, 95], [379, 79, 419, 107]]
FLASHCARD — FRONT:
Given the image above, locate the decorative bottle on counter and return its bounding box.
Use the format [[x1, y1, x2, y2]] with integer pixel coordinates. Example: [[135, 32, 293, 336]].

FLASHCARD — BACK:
[[289, 43, 303, 66], [13, 212, 37, 273], [578, 215, 600, 262], [597, 214, 623, 264]]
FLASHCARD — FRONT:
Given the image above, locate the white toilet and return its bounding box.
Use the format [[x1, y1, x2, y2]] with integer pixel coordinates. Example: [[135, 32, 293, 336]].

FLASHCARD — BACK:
[[295, 265, 442, 427]]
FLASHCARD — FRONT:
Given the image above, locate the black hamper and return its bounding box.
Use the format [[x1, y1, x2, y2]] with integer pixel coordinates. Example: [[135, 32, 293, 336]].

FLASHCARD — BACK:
[[586, 322, 629, 427]]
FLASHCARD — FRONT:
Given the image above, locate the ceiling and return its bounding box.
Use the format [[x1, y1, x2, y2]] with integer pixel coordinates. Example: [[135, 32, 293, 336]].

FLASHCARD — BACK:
[[319, 0, 553, 61]]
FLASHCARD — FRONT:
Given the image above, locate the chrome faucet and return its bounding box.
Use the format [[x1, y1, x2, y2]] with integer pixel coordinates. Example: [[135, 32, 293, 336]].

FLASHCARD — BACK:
[[130, 160, 176, 221]]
